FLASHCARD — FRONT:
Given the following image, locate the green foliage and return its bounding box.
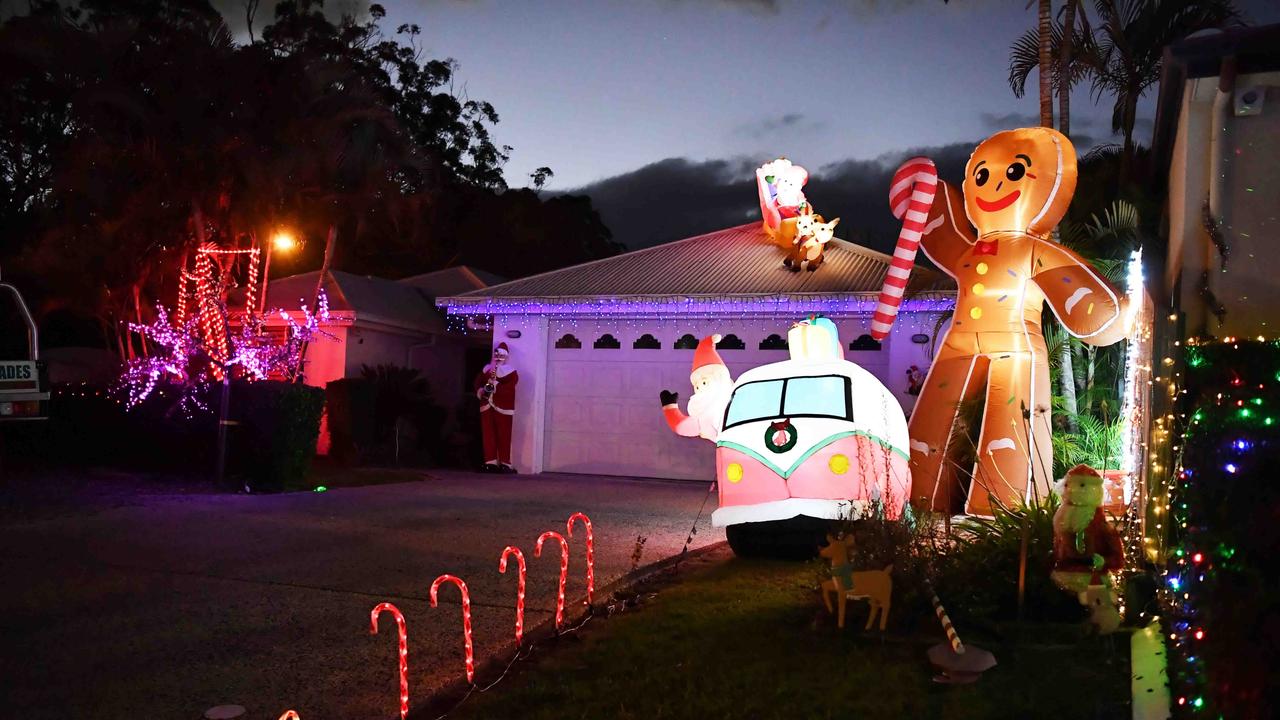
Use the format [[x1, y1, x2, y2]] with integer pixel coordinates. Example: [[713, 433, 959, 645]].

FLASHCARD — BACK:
[[936, 495, 1087, 624], [822, 502, 947, 627], [0, 0, 619, 349], [454, 555, 1130, 720], [324, 377, 376, 467], [1051, 412, 1124, 477], [229, 380, 324, 492], [357, 363, 447, 465]]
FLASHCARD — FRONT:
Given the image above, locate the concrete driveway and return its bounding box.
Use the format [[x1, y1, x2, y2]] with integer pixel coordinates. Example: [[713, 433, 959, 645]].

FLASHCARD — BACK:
[[0, 470, 721, 720]]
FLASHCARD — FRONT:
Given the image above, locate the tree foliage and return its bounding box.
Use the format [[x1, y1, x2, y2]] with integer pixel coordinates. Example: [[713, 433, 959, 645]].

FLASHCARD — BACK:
[[0, 0, 619, 351]]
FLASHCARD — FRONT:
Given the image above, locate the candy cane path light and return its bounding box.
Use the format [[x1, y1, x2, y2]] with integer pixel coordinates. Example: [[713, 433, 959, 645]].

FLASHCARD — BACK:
[[369, 602, 410, 720], [535, 531, 570, 630], [566, 512, 595, 604], [430, 574, 475, 683], [499, 546, 527, 645], [278, 712, 301, 720], [872, 157, 938, 340]]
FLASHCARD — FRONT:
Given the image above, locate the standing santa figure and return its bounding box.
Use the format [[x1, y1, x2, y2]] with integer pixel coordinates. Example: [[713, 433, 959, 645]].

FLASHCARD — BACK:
[[660, 334, 734, 442], [475, 342, 518, 473]]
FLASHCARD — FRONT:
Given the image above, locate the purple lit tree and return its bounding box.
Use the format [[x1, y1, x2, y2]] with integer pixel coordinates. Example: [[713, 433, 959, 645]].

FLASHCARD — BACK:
[[119, 290, 331, 413]]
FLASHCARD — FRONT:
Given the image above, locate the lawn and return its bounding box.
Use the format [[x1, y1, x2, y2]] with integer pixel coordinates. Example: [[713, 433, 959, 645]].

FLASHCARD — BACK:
[[447, 546, 1130, 720]]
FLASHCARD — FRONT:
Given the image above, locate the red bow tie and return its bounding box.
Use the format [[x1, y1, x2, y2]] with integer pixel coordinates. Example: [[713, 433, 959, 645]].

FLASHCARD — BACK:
[[974, 239, 999, 256]]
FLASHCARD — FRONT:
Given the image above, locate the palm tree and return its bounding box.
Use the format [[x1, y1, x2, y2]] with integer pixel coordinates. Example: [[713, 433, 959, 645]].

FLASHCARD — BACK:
[[1009, 0, 1093, 137], [1083, 0, 1239, 180]]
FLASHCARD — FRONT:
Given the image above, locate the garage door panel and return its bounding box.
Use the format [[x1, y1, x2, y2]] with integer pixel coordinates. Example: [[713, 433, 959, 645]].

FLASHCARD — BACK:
[[544, 321, 901, 480], [588, 401, 623, 427]]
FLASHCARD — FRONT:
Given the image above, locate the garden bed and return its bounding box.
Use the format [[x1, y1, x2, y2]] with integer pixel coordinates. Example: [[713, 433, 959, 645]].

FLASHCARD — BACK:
[[445, 545, 1132, 720]]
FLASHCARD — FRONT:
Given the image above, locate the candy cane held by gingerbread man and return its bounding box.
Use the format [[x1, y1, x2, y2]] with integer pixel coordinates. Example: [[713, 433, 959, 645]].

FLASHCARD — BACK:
[[884, 127, 1129, 515]]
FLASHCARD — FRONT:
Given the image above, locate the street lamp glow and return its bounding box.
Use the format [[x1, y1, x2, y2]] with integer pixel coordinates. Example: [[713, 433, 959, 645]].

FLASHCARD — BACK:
[[271, 231, 298, 253]]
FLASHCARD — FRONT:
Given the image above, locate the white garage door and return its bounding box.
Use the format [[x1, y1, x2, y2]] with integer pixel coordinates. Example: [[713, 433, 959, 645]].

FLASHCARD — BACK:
[[543, 321, 891, 480]]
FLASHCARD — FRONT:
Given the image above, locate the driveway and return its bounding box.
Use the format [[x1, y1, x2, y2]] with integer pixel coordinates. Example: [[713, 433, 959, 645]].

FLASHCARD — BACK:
[[0, 470, 721, 720]]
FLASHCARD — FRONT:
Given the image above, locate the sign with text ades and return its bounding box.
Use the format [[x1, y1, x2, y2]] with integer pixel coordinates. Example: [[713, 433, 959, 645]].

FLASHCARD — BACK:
[[0, 360, 38, 391]]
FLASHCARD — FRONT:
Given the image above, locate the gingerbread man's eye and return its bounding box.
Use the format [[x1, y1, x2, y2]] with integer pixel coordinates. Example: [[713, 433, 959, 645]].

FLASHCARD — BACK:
[[1006, 162, 1027, 181], [974, 167, 989, 186]]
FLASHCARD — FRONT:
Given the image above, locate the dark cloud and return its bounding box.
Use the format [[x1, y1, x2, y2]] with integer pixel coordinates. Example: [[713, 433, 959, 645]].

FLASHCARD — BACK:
[[733, 113, 822, 139], [570, 141, 979, 254], [659, 0, 780, 14]]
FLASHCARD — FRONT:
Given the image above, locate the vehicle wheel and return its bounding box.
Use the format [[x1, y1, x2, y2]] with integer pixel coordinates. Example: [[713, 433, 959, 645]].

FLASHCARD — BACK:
[[725, 516, 830, 560]]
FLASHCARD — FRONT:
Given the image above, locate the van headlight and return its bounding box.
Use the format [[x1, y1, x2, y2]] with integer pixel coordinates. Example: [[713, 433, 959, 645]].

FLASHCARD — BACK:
[[828, 454, 850, 475], [726, 462, 744, 483]]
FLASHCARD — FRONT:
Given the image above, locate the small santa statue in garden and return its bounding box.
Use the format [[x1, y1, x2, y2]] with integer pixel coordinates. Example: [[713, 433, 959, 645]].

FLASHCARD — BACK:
[[1052, 464, 1125, 630], [475, 342, 518, 473], [660, 334, 734, 442]]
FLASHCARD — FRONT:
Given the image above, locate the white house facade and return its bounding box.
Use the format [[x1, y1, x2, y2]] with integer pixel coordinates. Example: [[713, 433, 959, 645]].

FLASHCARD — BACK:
[[439, 223, 956, 481]]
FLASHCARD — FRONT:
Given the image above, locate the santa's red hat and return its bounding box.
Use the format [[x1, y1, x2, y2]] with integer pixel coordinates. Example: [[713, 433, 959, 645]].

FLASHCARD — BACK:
[[494, 342, 509, 354], [1066, 464, 1102, 479], [693, 335, 725, 371]]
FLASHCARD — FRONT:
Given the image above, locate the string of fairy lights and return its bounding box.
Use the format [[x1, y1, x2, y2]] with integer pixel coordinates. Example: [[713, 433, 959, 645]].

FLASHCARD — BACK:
[[441, 295, 957, 337], [1143, 330, 1278, 716]]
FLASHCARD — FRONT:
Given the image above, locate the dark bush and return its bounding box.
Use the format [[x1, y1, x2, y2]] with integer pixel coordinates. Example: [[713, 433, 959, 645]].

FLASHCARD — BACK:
[[228, 380, 324, 492], [325, 378, 376, 466], [935, 495, 1086, 624]]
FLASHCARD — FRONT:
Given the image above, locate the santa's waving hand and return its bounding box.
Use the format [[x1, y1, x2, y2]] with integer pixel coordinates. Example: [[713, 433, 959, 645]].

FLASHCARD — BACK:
[[660, 335, 733, 442]]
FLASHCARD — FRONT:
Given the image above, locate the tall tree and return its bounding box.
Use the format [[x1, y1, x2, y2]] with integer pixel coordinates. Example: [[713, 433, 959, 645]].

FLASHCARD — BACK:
[[1082, 0, 1239, 180]]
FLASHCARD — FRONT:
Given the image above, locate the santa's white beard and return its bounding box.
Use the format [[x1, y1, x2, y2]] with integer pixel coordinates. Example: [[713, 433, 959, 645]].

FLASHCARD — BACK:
[[687, 386, 731, 428], [1054, 503, 1094, 535]]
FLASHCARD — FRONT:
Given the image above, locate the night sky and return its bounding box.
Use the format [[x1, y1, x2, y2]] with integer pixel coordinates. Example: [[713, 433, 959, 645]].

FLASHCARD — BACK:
[[227, 0, 1280, 250]]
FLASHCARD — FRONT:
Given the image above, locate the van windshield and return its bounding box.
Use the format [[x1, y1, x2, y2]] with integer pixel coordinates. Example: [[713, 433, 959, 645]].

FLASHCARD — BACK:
[[723, 375, 851, 428]]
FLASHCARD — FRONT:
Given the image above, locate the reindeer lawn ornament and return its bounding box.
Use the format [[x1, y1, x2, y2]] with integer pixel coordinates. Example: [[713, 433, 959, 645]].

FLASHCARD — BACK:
[[818, 533, 894, 630]]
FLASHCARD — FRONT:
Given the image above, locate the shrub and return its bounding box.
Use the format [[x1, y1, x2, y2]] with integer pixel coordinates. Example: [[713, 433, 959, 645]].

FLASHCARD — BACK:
[[229, 380, 324, 492], [325, 377, 376, 466], [935, 494, 1086, 624]]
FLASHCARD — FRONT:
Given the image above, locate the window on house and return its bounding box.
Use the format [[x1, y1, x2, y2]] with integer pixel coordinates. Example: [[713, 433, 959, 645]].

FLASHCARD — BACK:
[[759, 333, 788, 350], [849, 334, 883, 351], [674, 334, 699, 350], [555, 334, 582, 349], [633, 333, 661, 349], [593, 333, 621, 349], [716, 333, 745, 350]]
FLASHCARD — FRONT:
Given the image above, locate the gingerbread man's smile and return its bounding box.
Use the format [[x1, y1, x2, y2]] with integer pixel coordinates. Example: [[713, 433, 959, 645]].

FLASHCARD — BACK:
[[975, 190, 1021, 212]]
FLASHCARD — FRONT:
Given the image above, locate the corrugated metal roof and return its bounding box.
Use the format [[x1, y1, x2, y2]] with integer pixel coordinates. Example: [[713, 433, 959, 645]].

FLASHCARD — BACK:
[[265, 270, 443, 333], [442, 223, 953, 302]]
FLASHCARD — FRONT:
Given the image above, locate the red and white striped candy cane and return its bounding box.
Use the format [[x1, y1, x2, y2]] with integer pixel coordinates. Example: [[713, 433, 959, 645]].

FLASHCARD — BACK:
[[928, 587, 966, 655], [871, 157, 939, 340]]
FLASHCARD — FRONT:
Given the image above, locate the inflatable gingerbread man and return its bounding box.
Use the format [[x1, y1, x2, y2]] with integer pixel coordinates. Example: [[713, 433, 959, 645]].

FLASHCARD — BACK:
[[903, 128, 1129, 515]]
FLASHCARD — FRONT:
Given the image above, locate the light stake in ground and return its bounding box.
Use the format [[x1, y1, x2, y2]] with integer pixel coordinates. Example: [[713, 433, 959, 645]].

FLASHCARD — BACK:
[[535, 531, 570, 630], [369, 602, 410, 719], [566, 512, 595, 604], [925, 586, 996, 684], [429, 575, 476, 683], [498, 546, 527, 645]]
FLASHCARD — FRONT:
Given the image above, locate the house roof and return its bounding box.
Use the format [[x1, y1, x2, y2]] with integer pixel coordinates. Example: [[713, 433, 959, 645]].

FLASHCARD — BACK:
[[398, 266, 506, 298], [439, 223, 952, 311], [264, 270, 443, 334], [1152, 24, 1280, 181]]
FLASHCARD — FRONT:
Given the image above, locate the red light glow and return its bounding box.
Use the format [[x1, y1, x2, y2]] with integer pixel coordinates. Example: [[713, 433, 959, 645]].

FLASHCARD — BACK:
[[536, 531, 570, 630], [370, 602, 410, 719], [566, 512, 595, 604], [430, 574, 476, 682], [499, 546, 528, 645]]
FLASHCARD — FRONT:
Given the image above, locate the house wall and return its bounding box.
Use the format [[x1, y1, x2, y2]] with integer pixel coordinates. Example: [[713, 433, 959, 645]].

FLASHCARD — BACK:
[[1168, 71, 1280, 337], [491, 312, 948, 479]]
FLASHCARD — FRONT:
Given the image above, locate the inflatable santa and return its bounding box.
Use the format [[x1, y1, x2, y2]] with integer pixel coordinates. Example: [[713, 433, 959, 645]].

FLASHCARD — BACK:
[[475, 342, 518, 473], [660, 334, 733, 442]]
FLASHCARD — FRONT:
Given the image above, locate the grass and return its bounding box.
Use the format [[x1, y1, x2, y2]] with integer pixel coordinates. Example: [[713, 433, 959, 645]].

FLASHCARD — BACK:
[[298, 460, 428, 492], [449, 547, 1131, 720]]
